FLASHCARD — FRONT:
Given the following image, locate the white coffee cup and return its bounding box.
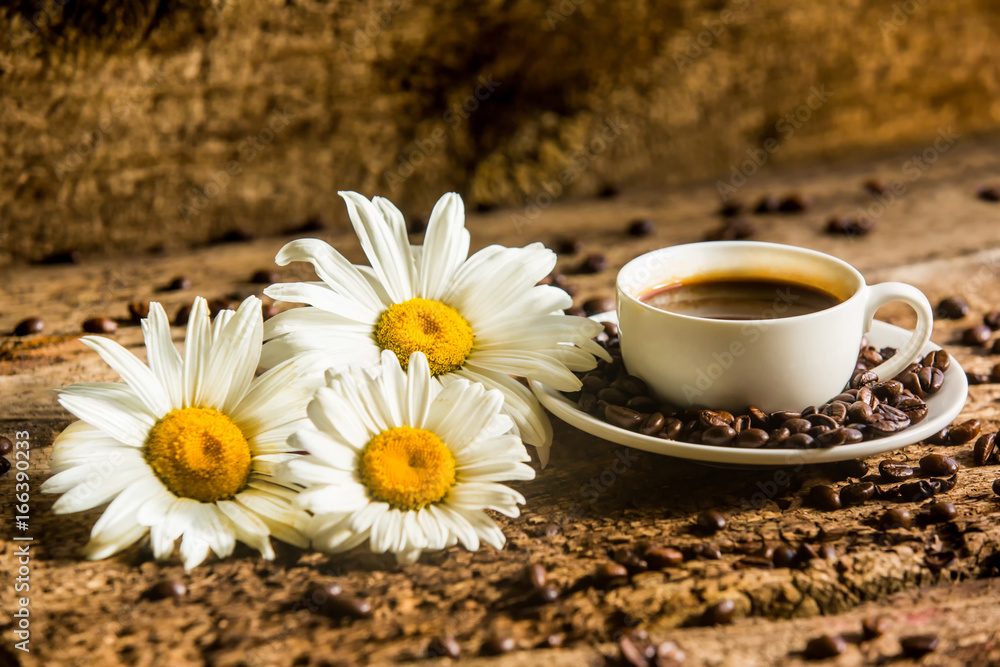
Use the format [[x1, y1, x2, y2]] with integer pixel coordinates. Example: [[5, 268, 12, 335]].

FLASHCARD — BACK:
[[616, 241, 933, 413]]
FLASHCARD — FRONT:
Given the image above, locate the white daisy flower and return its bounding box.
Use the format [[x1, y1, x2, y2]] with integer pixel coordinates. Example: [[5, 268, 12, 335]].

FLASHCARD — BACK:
[[282, 349, 535, 565], [261, 191, 609, 466], [42, 296, 312, 570]]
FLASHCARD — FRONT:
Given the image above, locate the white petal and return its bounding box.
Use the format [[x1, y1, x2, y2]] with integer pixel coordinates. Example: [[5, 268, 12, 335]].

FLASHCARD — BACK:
[[423, 379, 505, 453], [273, 238, 384, 310], [404, 351, 434, 428], [217, 500, 275, 560], [418, 193, 470, 299], [80, 336, 171, 416], [83, 479, 160, 560], [230, 358, 312, 438], [264, 282, 379, 324], [142, 302, 184, 408], [56, 384, 156, 447], [183, 297, 212, 408], [203, 296, 263, 413], [340, 191, 416, 303]]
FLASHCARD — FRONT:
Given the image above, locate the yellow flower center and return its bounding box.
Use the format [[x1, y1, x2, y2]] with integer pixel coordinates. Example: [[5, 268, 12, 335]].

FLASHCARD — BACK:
[[144, 407, 252, 503], [374, 298, 473, 375], [359, 426, 456, 510]]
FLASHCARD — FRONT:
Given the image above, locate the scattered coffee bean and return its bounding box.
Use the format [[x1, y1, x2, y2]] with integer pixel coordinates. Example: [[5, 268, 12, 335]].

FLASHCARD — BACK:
[[13, 317, 44, 336], [704, 218, 755, 241], [826, 214, 874, 237], [863, 178, 890, 195], [967, 371, 991, 385], [976, 184, 1000, 202], [920, 454, 958, 476], [700, 599, 735, 626], [578, 254, 608, 274], [595, 562, 629, 587], [654, 641, 686, 667], [428, 636, 461, 659], [526, 563, 547, 589], [900, 634, 939, 658], [174, 305, 192, 326], [127, 301, 150, 323], [250, 269, 280, 284], [949, 419, 981, 445], [165, 276, 191, 291], [618, 635, 648, 667], [928, 500, 957, 522], [0, 457, 9, 476], [772, 546, 797, 568], [753, 194, 781, 214], [989, 364, 1000, 384], [861, 616, 891, 640], [696, 510, 726, 533], [984, 311, 1000, 331], [644, 546, 684, 569], [928, 474, 957, 493], [993, 479, 1000, 496], [613, 548, 648, 574], [974, 433, 997, 466], [879, 460, 914, 482], [321, 594, 372, 619], [736, 555, 773, 569], [482, 635, 515, 655], [598, 183, 619, 198], [554, 237, 584, 255], [809, 485, 842, 511], [144, 579, 187, 600], [962, 324, 992, 346], [0, 437, 11, 456], [777, 193, 812, 213], [82, 317, 117, 334], [536, 523, 560, 538], [877, 507, 912, 530], [212, 228, 254, 244], [898, 480, 936, 502], [691, 543, 722, 560], [840, 481, 876, 506], [627, 219, 655, 237], [804, 634, 847, 660], [37, 249, 81, 265], [935, 296, 969, 319], [923, 349, 951, 371], [543, 634, 564, 649]]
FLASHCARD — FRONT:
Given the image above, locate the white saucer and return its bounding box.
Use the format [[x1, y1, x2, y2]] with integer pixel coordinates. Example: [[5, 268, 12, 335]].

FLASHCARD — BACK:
[[529, 314, 969, 465]]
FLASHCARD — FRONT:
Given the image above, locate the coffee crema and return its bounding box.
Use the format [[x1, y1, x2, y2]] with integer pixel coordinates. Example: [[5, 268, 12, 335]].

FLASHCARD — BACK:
[[639, 277, 842, 320]]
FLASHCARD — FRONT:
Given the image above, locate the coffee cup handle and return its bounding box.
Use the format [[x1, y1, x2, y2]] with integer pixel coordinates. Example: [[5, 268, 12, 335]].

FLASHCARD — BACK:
[[863, 282, 934, 382]]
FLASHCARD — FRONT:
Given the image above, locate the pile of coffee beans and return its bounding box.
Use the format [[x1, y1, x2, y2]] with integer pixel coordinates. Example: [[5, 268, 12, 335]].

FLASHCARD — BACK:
[[564, 324, 947, 450], [801, 618, 938, 661]]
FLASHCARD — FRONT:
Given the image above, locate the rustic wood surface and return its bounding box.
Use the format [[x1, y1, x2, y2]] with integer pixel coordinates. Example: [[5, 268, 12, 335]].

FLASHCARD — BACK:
[[3, 137, 1000, 666]]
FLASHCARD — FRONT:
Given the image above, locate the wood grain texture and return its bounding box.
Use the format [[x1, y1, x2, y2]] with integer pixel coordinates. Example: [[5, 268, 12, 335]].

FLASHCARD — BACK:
[[3, 140, 1000, 665]]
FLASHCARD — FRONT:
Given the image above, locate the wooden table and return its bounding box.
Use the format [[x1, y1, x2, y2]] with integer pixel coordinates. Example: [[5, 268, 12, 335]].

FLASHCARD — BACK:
[[3, 137, 1000, 666]]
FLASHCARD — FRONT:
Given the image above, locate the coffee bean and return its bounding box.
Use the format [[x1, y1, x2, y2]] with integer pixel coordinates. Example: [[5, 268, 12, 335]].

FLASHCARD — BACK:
[[851, 371, 878, 389], [526, 563, 547, 589], [654, 641, 686, 667], [598, 387, 629, 406], [644, 546, 684, 569], [898, 480, 936, 502], [974, 433, 997, 466], [783, 418, 812, 434], [627, 219, 655, 237], [977, 184, 1000, 202], [639, 412, 665, 435], [144, 579, 187, 600], [785, 433, 817, 449], [879, 460, 914, 482], [578, 254, 608, 274], [835, 459, 869, 479], [990, 364, 1000, 383], [817, 427, 862, 446], [861, 616, 891, 640], [704, 217, 756, 241], [936, 296, 969, 319], [605, 405, 644, 430], [807, 484, 841, 511], [804, 634, 847, 659], [690, 543, 722, 560], [923, 349, 951, 371], [583, 297, 616, 316], [928, 474, 957, 493], [613, 548, 648, 574], [926, 428, 951, 445], [537, 523, 560, 538], [428, 636, 461, 659], [13, 317, 44, 336], [967, 371, 990, 385], [0, 457, 9, 476], [795, 543, 819, 565], [753, 194, 780, 214], [896, 396, 929, 424], [250, 269, 280, 284], [125, 301, 150, 324], [992, 478, 1000, 496], [555, 237, 584, 255], [595, 562, 629, 587], [483, 636, 515, 655], [702, 425, 737, 446], [542, 634, 563, 649], [777, 193, 812, 213], [0, 437, 11, 456], [928, 501, 957, 522], [920, 454, 958, 476], [733, 428, 769, 448], [736, 555, 773, 569], [772, 546, 797, 568], [962, 324, 992, 346], [826, 214, 874, 237], [613, 375, 649, 396], [322, 594, 373, 619], [863, 178, 890, 195], [82, 317, 118, 334], [840, 481, 876, 506], [878, 507, 912, 529], [581, 375, 607, 393], [900, 634, 939, 658], [700, 599, 735, 626], [696, 509, 727, 533], [818, 544, 836, 560], [984, 311, 1000, 331], [768, 427, 791, 446]]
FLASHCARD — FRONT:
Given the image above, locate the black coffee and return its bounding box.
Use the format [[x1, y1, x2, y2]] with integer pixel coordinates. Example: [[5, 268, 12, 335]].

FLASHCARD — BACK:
[[639, 278, 841, 320]]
